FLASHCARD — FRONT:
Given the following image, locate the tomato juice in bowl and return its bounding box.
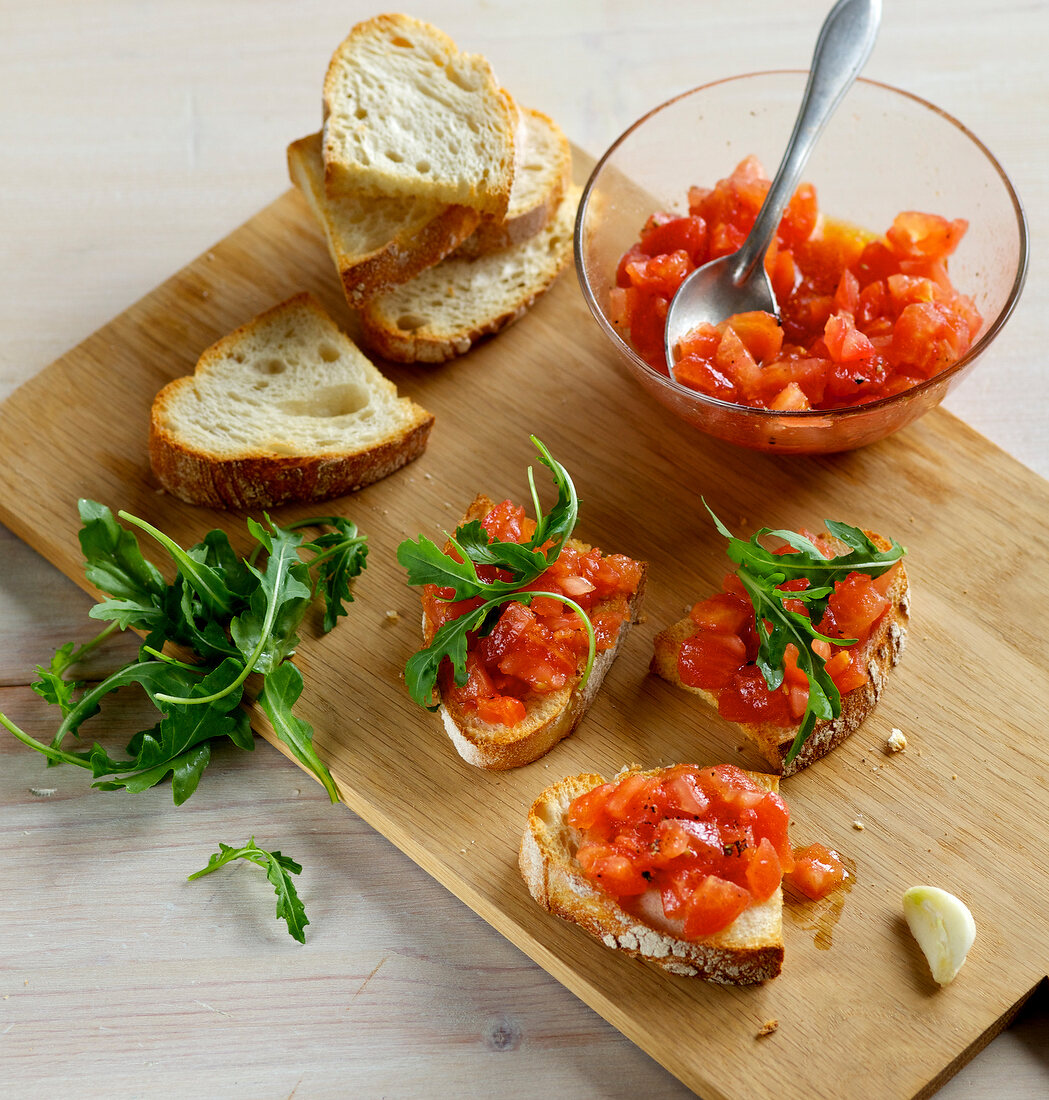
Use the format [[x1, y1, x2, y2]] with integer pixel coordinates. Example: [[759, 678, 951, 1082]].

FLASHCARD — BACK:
[[574, 71, 1028, 453]]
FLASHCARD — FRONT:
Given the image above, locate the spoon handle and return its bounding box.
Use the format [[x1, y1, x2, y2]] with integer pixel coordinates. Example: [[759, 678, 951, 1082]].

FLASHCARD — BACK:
[[732, 0, 882, 284]]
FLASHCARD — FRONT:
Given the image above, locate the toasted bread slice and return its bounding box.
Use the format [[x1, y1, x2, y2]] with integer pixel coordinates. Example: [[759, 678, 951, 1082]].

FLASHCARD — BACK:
[[322, 14, 516, 217], [452, 107, 571, 260], [520, 768, 784, 983], [651, 532, 909, 775], [427, 495, 645, 769], [150, 293, 433, 510], [287, 133, 479, 305], [359, 185, 579, 364]]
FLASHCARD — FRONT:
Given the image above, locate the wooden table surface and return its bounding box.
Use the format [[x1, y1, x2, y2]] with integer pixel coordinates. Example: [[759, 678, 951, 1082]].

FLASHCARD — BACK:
[[2, 2, 1047, 1096]]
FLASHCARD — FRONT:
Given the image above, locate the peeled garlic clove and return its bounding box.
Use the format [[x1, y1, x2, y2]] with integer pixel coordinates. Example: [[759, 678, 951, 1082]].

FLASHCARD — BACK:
[[902, 885, 976, 986]]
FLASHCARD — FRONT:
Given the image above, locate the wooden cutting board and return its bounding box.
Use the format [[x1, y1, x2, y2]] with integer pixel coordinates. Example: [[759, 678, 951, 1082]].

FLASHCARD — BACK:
[[1, 169, 1047, 1100]]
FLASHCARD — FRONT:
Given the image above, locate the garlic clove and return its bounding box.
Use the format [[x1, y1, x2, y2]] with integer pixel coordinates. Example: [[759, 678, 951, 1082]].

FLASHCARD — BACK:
[[902, 884, 976, 986]]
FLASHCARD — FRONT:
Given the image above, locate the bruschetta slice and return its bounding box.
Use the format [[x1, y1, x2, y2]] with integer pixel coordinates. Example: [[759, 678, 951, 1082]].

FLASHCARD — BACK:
[[652, 525, 909, 775], [420, 494, 645, 769], [520, 764, 788, 984]]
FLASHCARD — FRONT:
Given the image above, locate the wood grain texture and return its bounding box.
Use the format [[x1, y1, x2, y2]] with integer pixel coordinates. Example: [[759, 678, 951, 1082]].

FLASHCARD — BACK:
[[2, 161, 1048, 1099]]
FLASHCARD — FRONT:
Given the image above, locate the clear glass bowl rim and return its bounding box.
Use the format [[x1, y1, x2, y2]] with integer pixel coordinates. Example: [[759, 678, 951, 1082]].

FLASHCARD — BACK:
[[574, 70, 1030, 423]]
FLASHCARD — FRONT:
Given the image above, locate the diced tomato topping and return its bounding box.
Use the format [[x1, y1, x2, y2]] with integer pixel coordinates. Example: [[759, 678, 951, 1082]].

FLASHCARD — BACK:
[[787, 843, 847, 899], [424, 498, 643, 722], [568, 764, 798, 940], [614, 157, 981, 408]]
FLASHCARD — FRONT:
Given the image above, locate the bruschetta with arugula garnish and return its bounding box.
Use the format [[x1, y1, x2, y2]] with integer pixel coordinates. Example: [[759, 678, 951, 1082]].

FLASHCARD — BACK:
[[652, 508, 908, 775], [520, 764, 791, 984], [397, 437, 645, 769]]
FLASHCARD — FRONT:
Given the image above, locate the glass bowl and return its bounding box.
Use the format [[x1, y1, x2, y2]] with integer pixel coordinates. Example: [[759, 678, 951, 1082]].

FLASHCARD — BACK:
[[574, 71, 1028, 454]]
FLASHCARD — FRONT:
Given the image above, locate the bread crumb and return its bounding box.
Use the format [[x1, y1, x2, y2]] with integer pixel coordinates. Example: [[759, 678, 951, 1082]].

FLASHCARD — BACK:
[[384, 609, 400, 623], [852, 820, 865, 831], [757, 1019, 778, 1038], [886, 728, 907, 753], [951, 773, 958, 780]]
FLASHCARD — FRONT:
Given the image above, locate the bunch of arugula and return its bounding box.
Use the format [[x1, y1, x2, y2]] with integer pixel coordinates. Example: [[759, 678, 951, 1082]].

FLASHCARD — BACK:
[[707, 503, 905, 765], [0, 500, 367, 804], [397, 436, 595, 710]]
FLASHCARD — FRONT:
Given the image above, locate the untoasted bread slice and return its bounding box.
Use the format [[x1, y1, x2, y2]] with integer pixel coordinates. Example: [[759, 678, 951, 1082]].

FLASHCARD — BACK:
[[322, 14, 516, 217], [427, 495, 645, 769], [520, 768, 784, 983], [359, 185, 580, 364], [150, 293, 433, 510], [651, 532, 909, 775], [452, 107, 571, 260], [288, 133, 479, 305]]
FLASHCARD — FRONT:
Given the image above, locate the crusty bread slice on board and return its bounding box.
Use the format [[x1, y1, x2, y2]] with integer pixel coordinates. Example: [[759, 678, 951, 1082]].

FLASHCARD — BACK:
[[149, 293, 433, 510], [452, 106, 571, 260], [322, 13, 516, 217], [359, 185, 580, 364], [651, 533, 909, 775], [288, 133, 479, 305], [519, 768, 784, 984], [427, 495, 645, 770]]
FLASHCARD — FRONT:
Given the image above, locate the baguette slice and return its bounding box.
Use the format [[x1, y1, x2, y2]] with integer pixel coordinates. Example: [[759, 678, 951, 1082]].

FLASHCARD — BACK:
[[322, 14, 516, 217], [651, 532, 909, 775], [428, 495, 645, 770], [452, 107, 571, 260], [520, 768, 784, 983], [360, 185, 580, 364], [288, 133, 479, 305], [150, 293, 434, 510]]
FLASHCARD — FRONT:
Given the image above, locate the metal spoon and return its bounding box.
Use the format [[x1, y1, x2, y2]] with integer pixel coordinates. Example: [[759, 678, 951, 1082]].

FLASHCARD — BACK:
[[664, 0, 881, 382]]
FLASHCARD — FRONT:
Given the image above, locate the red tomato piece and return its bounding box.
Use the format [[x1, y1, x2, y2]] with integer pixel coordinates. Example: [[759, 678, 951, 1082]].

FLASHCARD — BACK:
[[745, 837, 783, 902], [677, 631, 748, 690], [683, 876, 753, 937], [688, 592, 752, 635], [787, 843, 847, 899]]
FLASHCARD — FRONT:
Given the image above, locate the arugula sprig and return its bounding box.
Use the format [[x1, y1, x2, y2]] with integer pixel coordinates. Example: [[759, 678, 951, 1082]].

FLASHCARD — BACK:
[[705, 502, 905, 764], [0, 502, 367, 804], [188, 837, 309, 943], [397, 436, 595, 710]]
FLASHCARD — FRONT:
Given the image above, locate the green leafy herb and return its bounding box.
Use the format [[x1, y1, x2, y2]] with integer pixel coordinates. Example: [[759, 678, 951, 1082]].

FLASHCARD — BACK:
[[397, 436, 595, 709], [188, 837, 308, 943], [706, 502, 905, 764], [0, 503, 367, 804]]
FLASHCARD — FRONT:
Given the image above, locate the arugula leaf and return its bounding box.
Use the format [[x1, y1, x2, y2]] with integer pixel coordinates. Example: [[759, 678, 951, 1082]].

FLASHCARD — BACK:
[[78, 501, 168, 633], [705, 502, 905, 764], [187, 837, 309, 943], [293, 516, 368, 633], [257, 662, 340, 804]]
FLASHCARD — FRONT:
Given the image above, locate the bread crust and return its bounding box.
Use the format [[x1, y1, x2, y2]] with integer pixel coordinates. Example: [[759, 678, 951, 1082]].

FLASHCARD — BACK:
[[149, 293, 435, 510], [287, 133, 480, 305], [651, 532, 909, 775], [519, 769, 784, 984], [427, 495, 645, 769]]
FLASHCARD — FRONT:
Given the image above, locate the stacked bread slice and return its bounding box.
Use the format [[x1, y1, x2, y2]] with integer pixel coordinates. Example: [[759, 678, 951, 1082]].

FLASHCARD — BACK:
[[291, 14, 577, 362]]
